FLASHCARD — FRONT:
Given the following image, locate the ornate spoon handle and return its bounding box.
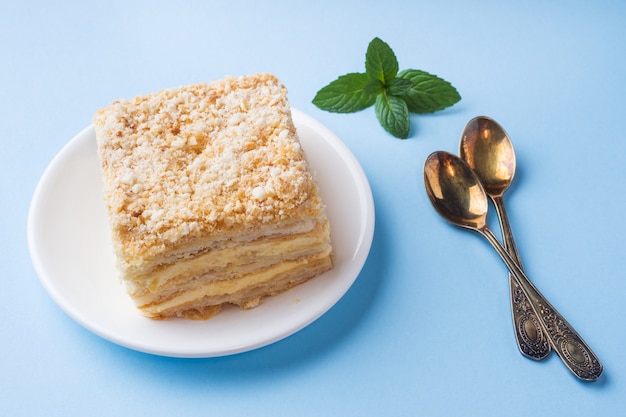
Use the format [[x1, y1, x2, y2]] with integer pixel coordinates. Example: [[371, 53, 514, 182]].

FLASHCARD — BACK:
[[479, 226, 603, 381], [491, 196, 551, 360]]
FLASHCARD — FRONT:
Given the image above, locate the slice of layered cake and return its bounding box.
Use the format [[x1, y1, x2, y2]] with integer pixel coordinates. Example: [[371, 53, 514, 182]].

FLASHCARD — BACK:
[[94, 73, 333, 319]]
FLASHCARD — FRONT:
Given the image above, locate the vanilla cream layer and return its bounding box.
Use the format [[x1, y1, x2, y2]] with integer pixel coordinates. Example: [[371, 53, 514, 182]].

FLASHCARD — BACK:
[[126, 220, 330, 295], [136, 248, 332, 317], [119, 218, 319, 277], [127, 236, 331, 304]]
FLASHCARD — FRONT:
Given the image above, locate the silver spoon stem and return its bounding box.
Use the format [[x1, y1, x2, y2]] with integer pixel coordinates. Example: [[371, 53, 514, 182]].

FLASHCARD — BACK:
[[478, 224, 603, 381], [491, 195, 551, 360]]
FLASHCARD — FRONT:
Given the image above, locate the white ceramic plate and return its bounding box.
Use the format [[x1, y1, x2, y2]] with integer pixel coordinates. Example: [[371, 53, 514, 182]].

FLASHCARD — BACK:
[[27, 108, 375, 358]]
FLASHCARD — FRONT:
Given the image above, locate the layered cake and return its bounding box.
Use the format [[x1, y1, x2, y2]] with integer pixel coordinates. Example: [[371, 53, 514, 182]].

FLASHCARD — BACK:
[[94, 73, 333, 319]]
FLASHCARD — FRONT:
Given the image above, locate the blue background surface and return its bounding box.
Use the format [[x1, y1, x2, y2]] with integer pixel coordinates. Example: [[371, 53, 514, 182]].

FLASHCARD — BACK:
[[2, 1, 625, 415]]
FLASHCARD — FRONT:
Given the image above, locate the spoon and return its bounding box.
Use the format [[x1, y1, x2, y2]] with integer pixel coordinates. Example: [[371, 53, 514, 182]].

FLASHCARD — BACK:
[[459, 116, 551, 361], [423, 151, 603, 381]]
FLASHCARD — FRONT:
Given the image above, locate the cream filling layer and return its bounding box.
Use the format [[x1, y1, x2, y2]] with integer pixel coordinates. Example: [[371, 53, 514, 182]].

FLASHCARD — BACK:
[[126, 220, 330, 294], [118, 217, 319, 276], [136, 248, 332, 313]]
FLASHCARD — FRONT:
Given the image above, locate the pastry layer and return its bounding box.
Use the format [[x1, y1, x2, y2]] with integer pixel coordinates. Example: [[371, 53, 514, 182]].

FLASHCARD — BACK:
[[144, 252, 333, 320], [127, 220, 331, 297]]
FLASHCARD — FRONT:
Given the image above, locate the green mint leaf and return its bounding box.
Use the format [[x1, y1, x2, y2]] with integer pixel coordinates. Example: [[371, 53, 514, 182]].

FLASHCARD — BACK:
[[397, 69, 461, 113], [375, 93, 410, 139], [385, 77, 412, 96], [312, 73, 377, 113], [365, 37, 399, 83], [312, 37, 462, 139]]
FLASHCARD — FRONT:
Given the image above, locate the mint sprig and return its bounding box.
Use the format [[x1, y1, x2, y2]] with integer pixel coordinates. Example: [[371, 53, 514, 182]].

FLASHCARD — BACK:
[[313, 37, 461, 139]]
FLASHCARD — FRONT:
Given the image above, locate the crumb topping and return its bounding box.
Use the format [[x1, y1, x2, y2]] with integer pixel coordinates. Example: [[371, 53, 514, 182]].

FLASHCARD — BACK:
[[94, 73, 324, 265]]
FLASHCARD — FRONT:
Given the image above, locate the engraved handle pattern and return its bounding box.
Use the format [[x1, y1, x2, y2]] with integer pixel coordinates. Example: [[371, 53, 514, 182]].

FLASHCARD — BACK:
[[480, 226, 603, 381], [492, 196, 551, 360], [510, 280, 551, 359], [534, 297, 603, 381]]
